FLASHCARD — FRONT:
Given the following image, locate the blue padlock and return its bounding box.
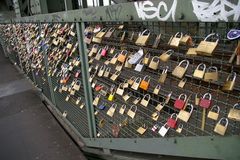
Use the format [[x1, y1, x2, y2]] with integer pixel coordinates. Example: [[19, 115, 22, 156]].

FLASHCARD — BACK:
[[98, 103, 106, 110]]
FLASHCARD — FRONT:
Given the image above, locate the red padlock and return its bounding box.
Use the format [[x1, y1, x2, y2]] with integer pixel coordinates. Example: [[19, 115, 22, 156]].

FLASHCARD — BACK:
[[75, 70, 81, 78], [174, 94, 187, 110], [199, 93, 212, 109], [167, 113, 178, 128], [95, 85, 103, 91], [101, 45, 109, 57]]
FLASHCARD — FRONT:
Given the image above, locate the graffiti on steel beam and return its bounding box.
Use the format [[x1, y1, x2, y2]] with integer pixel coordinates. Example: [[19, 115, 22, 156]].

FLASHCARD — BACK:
[[106, 5, 123, 20], [134, 0, 177, 21], [83, 8, 97, 20], [192, 0, 240, 22]]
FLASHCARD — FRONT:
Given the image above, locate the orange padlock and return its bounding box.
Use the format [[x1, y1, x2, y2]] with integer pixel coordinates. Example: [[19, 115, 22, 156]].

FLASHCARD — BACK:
[[139, 75, 150, 91]]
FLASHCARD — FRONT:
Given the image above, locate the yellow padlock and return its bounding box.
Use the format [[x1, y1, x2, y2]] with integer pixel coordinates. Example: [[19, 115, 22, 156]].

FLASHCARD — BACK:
[[222, 72, 236, 91]]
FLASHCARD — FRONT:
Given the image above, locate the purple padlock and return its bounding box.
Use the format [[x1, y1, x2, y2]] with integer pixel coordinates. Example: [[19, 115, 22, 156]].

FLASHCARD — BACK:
[[227, 29, 240, 40]]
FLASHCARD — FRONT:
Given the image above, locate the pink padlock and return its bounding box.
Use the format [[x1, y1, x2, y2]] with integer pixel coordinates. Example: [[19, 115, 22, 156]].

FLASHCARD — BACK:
[[101, 45, 109, 56]]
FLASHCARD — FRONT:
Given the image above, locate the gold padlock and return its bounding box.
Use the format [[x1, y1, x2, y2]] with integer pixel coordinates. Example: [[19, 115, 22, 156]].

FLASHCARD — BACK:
[[140, 94, 151, 107], [98, 65, 106, 77], [119, 104, 126, 115], [196, 33, 219, 56], [137, 124, 147, 135], [222, 72, 236, 91], [127, 105, 137, 119], [133, 97, 141, 105], [110, 53, 119, 64], [152, 34, 161, 48], [178, 78, 187, 88], [177, 103, 193, 122], [193, 63, 206, 79], [159, 67, 168, 83], [204, 66, 218, 82], [122, 92, 132, 101], [148, 56, 159, 70], [153, 84, 161, 95], [228, 103, 240, 121], [128, 76, 136, 85], [135, 29, 150, 46], [110, 71, 121, 81], [131, 77, 142, 90], [214, 118, 228, 136], [159, 50, 173, 62], [143, 53, 151, 65], [99, 119, 105, 128], [186, 48, 197, 56], [195, 93, 200, 105], [106, 103, 117, 117], [93, 94, 101, 106], [116, 83, 125, 96], [152, 111, 160, 121], [176, 124, 183, 133], [207, 105, 220, 120], [172, 60, 189, 79], [169, 32, 183, 47], [124, 57, 132, 68]]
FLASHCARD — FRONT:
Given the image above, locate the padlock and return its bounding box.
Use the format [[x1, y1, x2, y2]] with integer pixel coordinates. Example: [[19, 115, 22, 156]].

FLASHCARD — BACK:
[[178, 78, 187, 88], [116, 83, 125, 96], [170, 32, 183, 47], [139, 75, 150, 91], [95, 28, 107, 38], [65, 95, 70, 102], [97, 65, 106, 77], [176, 124, 183, 133], [214, 118, 228, 136], [128, 76, 136, 85], [70, 88, 76, 95], [108, 90, 116, 101], [152, 34, 161, 48], [180, 34, 193, 46], [106, 103, 117, 117], [131, 77, 142, 90], [127, 105, 137, 119], [128, 48, 144, 65], [159, 50, 174, 62], [153, 84, 161, 95], [159, 67, 168, 84], [75, 70, 81, 78], [101, 45, 109, 57], [119, 104, 126, 115], [135, 29, 150, 46], [143, 53, 150, 65], [73, 80, 81, 91], [222, 72, 236, 91], [228, 103, 240, 121], [140, 94, 151, 107], [193, 63, 206, 79], [172, 60, 189, 79], [177, 103, 194, 122], [174, 94, 187, 110], [151, 124, 160, 132], [134, 59, 144, 72], [204, 66, 218, 82], [207, 105, 220, 120], [103, 67, 111, 78], [155, 102, 164, 111], [137, 124, 147, 135], [110, 53, 119, 64], [76, 97, 81, 105], [167, 113, 178, 128], [95, 48, 102, 60], [110, 71, 121, 81], [99, 119, 105, 128], [122, 92, 132, 101], [165, 92, 172, 104], [186, 48, 197, 56], [152, 111, 160, 121], [199, 93, 212, 109], [158, 123, 170, 137], [133, 97, 141, 105], [104, 58, 111, 65], [93, 94, 101, 106], [62, 111, 67, 118], [195, 93, 200, 105], [79, 103, 85, 109], [98, 103, 106, 110], [112, 124, 120, 138], [117, 50, 128, 63], [115, 63, 123, 71], [196, 33, 219, 56], [105, 28, 115, 38], [123, 79, 129, 88], [148, 56, 159, 70], [95, 84, 103, 91], [124, 57, 132, 68]]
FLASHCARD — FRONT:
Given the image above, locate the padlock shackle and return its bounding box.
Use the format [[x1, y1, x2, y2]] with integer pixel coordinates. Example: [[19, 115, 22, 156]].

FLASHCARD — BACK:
[[155, 84, 161, 89], [106, 67, 111, 72], [100, 65, 106, 70], [178, 93, 187, 101], [111, 103, 117, 109], [174, 32, 183, 38], [118, 83, 124, 89], [162, 66, 169, 74], [202, 93, 212, 100], [108, 27, 115, 32], [130, 105, 138, 112], [152, 56, 159, 62], [218, 118, 228, 126], [204, 33, 219, 43], [178, 60, 189, 68], [104, 45, 109, 50], [207, 66, 218, 72], [113, 53, 119, 58], [129, 76, 136, 81], [143, 75, 151, 82], [165, 49, 174, 55], [121, 104, 126, 109], [143, 94, 151, 100], [178, 123, 183, 129], [170, 113, 178, 120], [196, 63, 206, 71], [185, 103, 194, 113], [120, 50, 128, 55], [163, 123, 170, 129], [135, 77, 142, 83], [211, 105, 220, 113], [141, 29, 150, 36], [227, 72, 237, 81], [114, 70, 121, 76], [233, 103, 240, 109]]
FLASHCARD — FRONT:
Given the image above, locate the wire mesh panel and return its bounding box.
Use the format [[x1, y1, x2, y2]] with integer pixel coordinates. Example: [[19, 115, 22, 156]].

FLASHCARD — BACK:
[[86, 21, 240, 138]]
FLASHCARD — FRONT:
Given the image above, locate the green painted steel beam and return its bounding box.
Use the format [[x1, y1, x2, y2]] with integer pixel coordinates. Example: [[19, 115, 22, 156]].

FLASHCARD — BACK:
[[1, 0, 240, 23], [83, 136, 240, 160]]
